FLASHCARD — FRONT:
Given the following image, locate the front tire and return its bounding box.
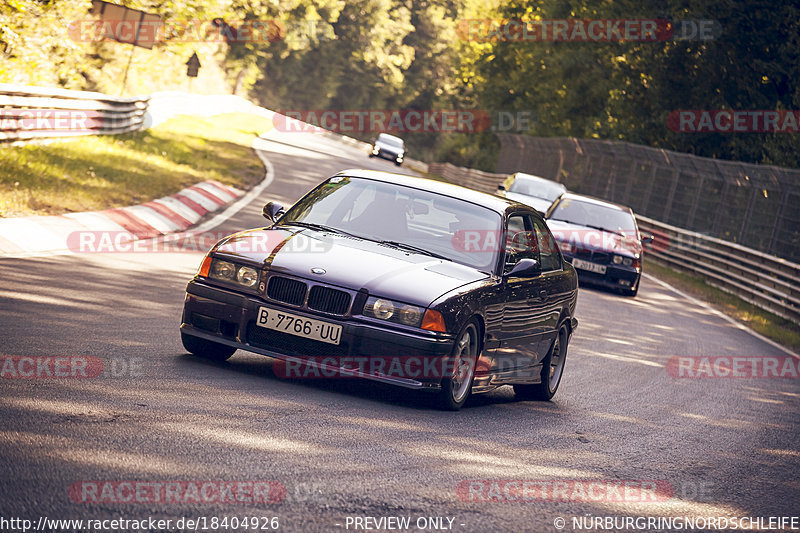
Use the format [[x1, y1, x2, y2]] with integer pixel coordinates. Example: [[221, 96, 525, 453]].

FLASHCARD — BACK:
[[181, 332, 236, 361], [434, 321, 480, 411], [514, 323, 569, 401]]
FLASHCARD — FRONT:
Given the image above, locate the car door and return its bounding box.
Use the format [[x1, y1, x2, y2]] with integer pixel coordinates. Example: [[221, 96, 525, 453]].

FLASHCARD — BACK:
[[496, 212, 550, 379], [530, 216, 568, 358]]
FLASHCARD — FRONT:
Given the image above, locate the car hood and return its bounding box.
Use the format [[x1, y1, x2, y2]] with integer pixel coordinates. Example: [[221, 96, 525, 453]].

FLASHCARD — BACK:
[[502, 191, 552, 214], [545, 219, 642, 257], [213, 227, 487, 306]]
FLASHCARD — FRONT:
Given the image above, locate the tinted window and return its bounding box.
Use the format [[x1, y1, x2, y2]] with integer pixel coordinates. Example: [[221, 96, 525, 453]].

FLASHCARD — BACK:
[[280, 177, 502, 271], [532, 218, 562, 271], [509, 175, 565, 201], [548, 197, 637, 234], [378, 134, 404, 148], [504, 214, 537, 268]]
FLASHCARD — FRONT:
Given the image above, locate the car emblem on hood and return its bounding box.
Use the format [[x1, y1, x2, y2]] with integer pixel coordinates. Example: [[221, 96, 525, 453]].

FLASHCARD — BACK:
[[311, 267, 326, 275]]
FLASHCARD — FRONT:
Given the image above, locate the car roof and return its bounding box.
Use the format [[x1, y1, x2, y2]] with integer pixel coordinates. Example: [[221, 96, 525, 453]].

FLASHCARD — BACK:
[[336, 169, 531, 215], [557, 191, 633, 213], [377, 133, 404, 143], [511, 172, 567, 189]]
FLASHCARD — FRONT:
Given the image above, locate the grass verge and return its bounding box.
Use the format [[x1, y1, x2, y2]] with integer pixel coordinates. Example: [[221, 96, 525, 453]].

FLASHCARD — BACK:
[[644, 257, 800, 353], [0, 113, 272, 217]]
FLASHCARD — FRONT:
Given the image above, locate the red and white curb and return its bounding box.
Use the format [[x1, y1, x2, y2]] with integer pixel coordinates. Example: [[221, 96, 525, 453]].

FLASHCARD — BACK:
[[0, 180, 243, 257]]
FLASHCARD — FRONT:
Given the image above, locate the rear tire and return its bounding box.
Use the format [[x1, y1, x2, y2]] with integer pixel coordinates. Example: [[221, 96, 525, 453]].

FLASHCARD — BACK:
[[514, 323, 569, 401], [181, 332, 236, 361], [434, 321, 480, 411]]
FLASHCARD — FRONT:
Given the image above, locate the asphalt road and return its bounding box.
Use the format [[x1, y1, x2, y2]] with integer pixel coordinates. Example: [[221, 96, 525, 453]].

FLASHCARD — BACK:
[[1, 129, 798, 533]]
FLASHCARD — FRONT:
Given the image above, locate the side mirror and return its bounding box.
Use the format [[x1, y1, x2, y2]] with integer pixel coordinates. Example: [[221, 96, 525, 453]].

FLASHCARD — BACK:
[[505, 258, 541, 278], [641, 232, 654, 245], [262, 201, 285, 222], [497, 184, 506, 191]]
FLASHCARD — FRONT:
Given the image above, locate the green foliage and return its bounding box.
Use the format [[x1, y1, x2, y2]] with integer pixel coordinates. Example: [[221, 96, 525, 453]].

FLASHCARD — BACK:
[[471, 0, 800, 167], [0, 113, 271, 217], [2, 0, 797, 168]]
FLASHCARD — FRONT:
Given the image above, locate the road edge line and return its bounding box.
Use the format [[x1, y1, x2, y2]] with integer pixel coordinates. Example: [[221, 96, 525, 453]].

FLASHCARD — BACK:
[[642, 272, 799, 359]]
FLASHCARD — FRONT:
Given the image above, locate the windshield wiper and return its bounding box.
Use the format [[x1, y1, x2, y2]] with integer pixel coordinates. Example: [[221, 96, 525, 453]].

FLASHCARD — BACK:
[[378, 240, 450, 261], [581, 223, 625, 237], [281, 222, 361, 239], [551, 219, 625, 237]]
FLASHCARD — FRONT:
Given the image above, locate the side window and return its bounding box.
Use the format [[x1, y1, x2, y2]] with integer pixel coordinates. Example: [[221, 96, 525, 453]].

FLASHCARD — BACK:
[[504, 214, 538, 269], [532, 218, 562, 271]]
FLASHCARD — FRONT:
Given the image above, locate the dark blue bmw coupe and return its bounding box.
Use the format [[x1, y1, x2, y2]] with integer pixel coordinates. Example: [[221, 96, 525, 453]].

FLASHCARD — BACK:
[[181, 170, 578, 410]]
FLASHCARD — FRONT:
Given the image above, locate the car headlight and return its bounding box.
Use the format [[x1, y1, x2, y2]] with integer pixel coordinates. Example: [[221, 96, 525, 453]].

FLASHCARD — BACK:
[[363, 297, 424, 327], [613, 255, 634, 266], [211, 259, 236, 279], [623, 257, 633, 266], [236, 266, 259, 287], [612, 255, 623, 264], [204, 257, 260, 288]]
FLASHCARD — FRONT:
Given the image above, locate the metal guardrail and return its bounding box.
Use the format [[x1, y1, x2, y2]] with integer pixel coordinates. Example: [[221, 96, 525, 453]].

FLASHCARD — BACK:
[[427, 162, 503, 193], [0, 83, 149, 143], [637, 216, 800, 324], [427, 162, 800, 325], [495, 134, 800, 264]]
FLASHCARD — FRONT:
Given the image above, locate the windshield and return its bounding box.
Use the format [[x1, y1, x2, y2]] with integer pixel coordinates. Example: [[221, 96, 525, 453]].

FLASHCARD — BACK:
[[549, 197, 637, 234], [378, 135, 404, 148], [509, 175, 565, 201], [280, 177, 501, 271]]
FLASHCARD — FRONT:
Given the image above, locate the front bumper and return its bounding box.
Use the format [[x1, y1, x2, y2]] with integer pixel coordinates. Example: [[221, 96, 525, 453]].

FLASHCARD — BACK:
[[372, 148, 403, 162], [563, 256, 640, 291], [181, 280, 455, 390]]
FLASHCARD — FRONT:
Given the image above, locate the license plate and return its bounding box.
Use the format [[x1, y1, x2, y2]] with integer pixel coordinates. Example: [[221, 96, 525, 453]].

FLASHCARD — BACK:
[[256, 306, 342, 345], [572, 258, 607, 274]]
